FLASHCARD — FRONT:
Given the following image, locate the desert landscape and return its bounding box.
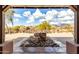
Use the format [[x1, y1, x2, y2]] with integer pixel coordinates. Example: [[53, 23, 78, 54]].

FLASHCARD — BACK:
[[4, 8, 74, 53]]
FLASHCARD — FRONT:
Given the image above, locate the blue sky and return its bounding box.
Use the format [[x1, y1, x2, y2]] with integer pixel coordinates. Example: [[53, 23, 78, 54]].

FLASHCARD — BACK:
[[5, 8, 74, 26]]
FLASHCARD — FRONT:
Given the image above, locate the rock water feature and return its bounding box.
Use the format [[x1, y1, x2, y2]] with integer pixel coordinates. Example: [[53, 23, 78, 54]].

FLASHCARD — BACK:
[[20, 33, 59, 47], [19, 33, 62, 53], [13, 33, 66, 53]]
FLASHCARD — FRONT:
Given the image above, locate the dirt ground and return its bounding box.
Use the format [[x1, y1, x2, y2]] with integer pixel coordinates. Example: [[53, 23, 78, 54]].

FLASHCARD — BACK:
[[5, 32, 74, 42]]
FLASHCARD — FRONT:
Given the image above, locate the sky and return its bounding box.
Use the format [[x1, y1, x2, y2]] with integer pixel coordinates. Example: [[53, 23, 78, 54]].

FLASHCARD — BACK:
[[5, 8, 74, 27]]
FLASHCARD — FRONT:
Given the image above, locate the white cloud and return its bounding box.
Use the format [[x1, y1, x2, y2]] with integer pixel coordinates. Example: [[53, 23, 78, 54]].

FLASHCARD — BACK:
[[33, 9, 43, 18], [50, 22, 59, 25], [63, 16, 73, 20], [61, 21, 74, 24], [13, 18, 19, 22], [45, 16, 53, 21], [26, 16, 34, 23], [13, 13, 22, 18], [42, 14, 46, 17], [23, 11, 31, 17], [59, 16, 74, 21], [46, 11, 53, 16], [39, 19, 46, 23], [58, 9, 74, 21], [45, 11, 53, 21], [58, 9, 74, 19], [52, 9, 58, 15], [67, 9, 74, 16], [58, 10, 68, 17], [45, 10, 58, 21]]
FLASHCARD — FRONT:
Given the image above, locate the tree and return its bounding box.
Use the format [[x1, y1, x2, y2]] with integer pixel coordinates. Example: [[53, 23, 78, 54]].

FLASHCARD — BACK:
[[36, 21, 52, 32], [5, 9, 15, 33], [6, 9, 14, 26]]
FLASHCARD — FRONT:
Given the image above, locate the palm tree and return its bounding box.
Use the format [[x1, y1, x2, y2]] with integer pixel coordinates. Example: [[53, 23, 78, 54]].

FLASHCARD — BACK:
[[5, 9, 15, 33], [6, 9, 14, 26]]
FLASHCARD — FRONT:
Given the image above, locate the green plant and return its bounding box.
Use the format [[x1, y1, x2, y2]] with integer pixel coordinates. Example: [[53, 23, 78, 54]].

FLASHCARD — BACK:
[[36, 21, 52, 32], [12, 26, 20, 33]]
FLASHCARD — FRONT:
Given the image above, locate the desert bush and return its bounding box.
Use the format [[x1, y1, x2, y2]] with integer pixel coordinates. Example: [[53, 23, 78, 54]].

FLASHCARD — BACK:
[[19, 25, 26, 33], [12, 26, 20, 33], [35, 21, 52, 32]]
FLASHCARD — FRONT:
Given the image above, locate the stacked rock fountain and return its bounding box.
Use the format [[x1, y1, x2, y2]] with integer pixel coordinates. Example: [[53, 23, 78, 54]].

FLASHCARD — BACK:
[[20, 32, 59, 47]]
